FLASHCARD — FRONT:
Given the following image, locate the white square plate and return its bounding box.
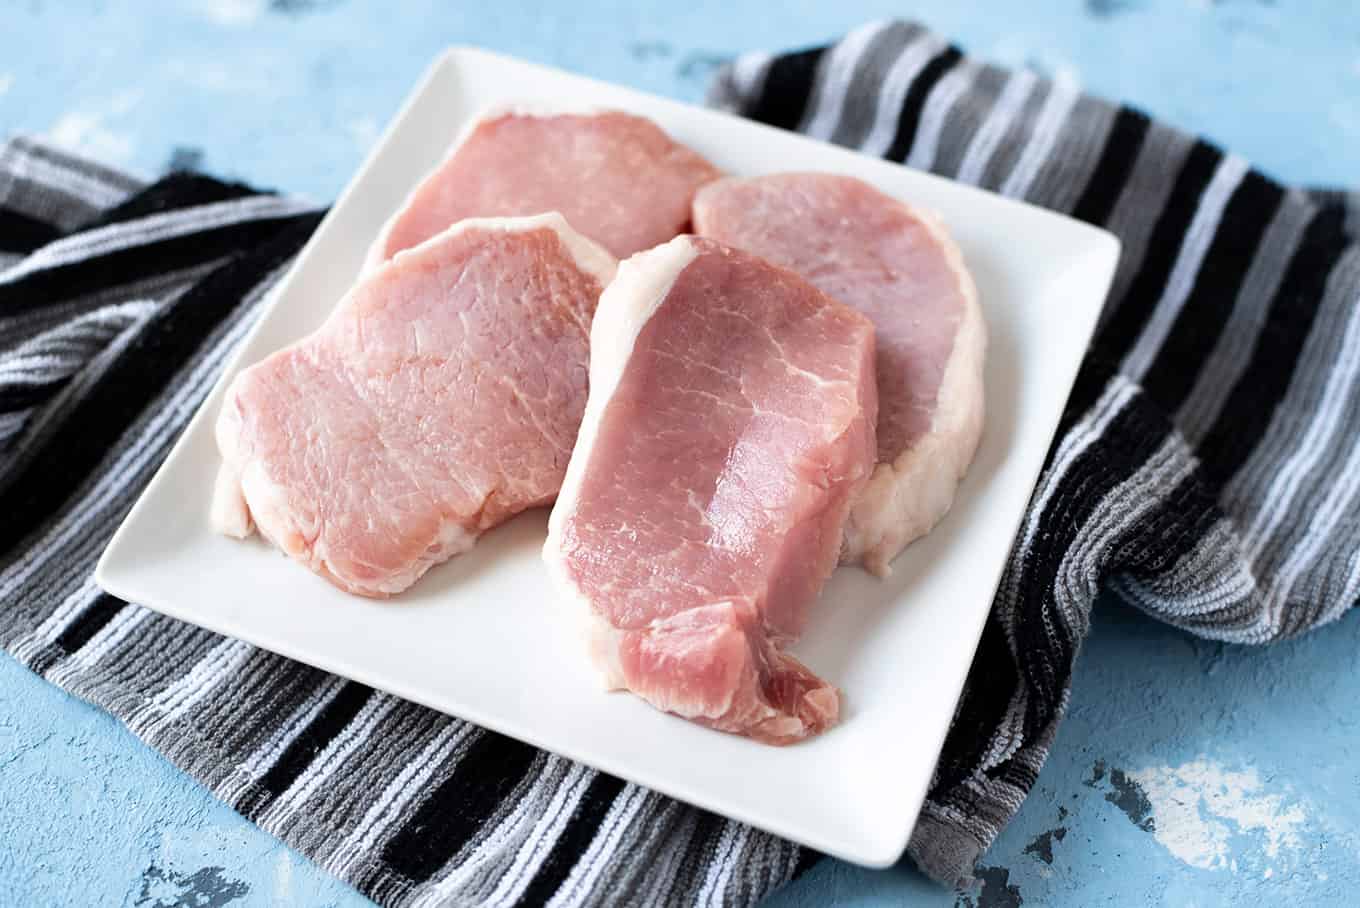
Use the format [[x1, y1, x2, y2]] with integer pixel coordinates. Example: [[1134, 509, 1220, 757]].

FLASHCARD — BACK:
[[96, 48, 1119, 868]]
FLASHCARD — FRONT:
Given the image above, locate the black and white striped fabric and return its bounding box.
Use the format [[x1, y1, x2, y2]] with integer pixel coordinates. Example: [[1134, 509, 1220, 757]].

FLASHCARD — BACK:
[[0, 139, 810, 907], [1, 17, 1356, 904], [709, 18, 1360, 884]]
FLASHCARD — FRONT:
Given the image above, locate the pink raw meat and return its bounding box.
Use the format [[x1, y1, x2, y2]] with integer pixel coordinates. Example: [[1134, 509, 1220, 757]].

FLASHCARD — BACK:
[[545, 236, 878, 744], [368, 107, 721, 267], [693, 173, 985, 576], [213, 213, 616, 597]]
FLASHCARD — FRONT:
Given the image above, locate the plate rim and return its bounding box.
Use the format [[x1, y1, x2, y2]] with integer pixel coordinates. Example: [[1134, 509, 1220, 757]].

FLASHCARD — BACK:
[[95, 44, 1122, 869]]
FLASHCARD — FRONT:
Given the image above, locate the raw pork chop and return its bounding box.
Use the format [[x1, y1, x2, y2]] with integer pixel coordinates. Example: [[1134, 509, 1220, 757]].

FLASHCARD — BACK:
[[545, 236, 878, 744], [693, 173, 985, 576], [367, 107, 720, 267], [214, 213, 616, 597]]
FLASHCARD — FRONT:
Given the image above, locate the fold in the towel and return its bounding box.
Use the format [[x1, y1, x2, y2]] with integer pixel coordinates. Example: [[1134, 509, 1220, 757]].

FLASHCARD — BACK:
[[710, 19, 1359, 884], [0, 137, 810, 908]]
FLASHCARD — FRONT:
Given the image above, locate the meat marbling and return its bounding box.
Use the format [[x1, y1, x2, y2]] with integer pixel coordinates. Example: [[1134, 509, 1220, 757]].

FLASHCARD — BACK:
[[213, 213, 617, 597], [545, 236, 878, 744], [367, 106, 721, 268], [693, 173, 985, 576]]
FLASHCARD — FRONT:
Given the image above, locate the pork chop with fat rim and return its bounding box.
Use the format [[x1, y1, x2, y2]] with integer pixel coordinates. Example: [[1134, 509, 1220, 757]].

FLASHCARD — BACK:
[[213, 213, 616, 597], [545, 236, 878, 745], [693, 173, 985, 576], [367, 106, 721, 268]]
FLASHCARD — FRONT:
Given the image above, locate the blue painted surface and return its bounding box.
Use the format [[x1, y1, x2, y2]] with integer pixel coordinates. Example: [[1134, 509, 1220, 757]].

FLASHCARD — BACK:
[[2, 2, 1358, 906], [0, 648, 360, 907]]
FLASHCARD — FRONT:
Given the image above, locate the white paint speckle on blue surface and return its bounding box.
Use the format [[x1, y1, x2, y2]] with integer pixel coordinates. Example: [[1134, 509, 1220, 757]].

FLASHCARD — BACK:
[[275, 848, 295, 902], [2, 2, 1358, 907], [198, 0, 268, 27], [1129, 759, 1308, 872], [44, 91, 143, 165], [346, 115, 381, 155]]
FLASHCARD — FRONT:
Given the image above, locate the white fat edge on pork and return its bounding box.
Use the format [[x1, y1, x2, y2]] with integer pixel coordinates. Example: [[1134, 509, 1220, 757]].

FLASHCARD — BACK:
[[389, 211, 618, 288], [210, 463, 253, 538], [543, 235, 701, 689], [211, 372, 260, 539], [843, 202, 987, 576]]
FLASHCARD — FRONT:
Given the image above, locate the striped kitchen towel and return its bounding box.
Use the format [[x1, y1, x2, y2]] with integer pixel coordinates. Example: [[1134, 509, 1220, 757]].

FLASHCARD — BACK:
[[708, 19, 1360, 884], [0, 18, 1356, 906]]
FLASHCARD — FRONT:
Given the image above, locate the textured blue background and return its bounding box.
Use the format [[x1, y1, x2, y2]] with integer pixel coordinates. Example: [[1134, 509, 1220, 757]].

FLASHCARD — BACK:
[[3, 1, 1359, 906]]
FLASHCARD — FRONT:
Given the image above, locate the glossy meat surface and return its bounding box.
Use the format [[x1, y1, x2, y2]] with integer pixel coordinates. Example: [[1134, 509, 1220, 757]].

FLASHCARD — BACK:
[[546, 237, 877, 743], [370, 108, 720, 265], [694, 173, 985, 575], [215, 214, 615, 597]]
